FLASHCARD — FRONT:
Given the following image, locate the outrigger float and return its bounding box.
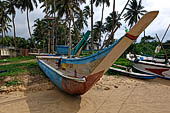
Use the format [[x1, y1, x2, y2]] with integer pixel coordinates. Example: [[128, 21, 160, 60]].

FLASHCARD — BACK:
[[37, 11, 159, 95]]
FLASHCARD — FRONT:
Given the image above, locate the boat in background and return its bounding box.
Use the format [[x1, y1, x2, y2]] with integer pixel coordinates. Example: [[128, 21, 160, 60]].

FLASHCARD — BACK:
[[126, 53, 170, 63], [109, 65, 157, 79], [127, 54, 170, 80], [56, 30, 91, 56], [37, 11, 159, 95]]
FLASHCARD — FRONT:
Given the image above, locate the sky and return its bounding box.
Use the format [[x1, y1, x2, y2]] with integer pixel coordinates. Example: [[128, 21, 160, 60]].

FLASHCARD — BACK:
[[8, 0, 170, 42]]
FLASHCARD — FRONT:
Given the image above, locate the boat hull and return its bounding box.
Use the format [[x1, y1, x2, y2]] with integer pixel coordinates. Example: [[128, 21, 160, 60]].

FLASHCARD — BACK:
[[133, 61, 170, 79], [37, 11, 159, 95], [38, 60, 104, 95], [109, 67, 156, 79]]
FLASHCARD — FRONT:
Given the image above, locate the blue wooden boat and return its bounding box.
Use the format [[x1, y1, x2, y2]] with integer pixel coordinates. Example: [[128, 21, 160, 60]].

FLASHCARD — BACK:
[[109, 66, 157, 79], [56, 30, 91, 55], [37, 11, 159, 95]]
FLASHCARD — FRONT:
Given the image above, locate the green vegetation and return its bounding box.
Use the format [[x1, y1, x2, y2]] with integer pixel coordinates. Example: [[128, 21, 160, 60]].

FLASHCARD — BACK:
[[114, 58, 132, 67], [106, 57, 131, 76], [0, 62, 44, 77], [0, 56, 36, 64], [5, 80, 21, 87]]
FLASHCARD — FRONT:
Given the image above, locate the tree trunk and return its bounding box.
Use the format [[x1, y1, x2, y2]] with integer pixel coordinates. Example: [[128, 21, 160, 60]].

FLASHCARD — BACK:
[[65, 23, 67, 45], [2, 29, 4, 46], [68, 20, 72, 57], [98, 2, 105, 50], [91, 0, 94, 53], [48, 31, 50, 53], [52, 14, 55, 53], [27, 8, 36, 49], [100, 0, 130, 49], [54, 0, 57, 52], [112, 0, 115, 43], [43, 40, 45, 51], [45, 1, 50, 53], [112, 0, 115, 28], [12, 14, 17, 49]]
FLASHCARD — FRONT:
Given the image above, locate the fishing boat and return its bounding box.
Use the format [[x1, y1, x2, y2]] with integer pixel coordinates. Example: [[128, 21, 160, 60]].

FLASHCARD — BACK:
[[56, 30, 91, 56], [128, 58, 170, 80], [37, 11, 159, 95], [109, 66, 157, 79], [127, 53, 170, 63]]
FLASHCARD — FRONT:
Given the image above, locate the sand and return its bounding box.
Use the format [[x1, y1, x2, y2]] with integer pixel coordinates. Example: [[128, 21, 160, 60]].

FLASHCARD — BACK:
[[1, 75, 170, 113]]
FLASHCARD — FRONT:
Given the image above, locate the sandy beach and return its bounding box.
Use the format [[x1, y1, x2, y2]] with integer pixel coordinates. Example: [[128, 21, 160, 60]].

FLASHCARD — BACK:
[[1, 75, 170, 113]]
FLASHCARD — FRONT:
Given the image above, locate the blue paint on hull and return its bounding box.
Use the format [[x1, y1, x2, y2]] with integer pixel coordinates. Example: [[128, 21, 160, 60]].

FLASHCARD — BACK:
[[38, 60, 64, 90], [127, 74, 157, 79], [133, 64, 170, 80], [62, 36, 124, 64], [110, 67, 157, 79], [56, 31, 91, 56]]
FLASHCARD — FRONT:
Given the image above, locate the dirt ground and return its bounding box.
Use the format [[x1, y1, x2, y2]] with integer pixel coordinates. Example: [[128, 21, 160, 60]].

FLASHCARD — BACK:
[[1, 75, 170, 113]]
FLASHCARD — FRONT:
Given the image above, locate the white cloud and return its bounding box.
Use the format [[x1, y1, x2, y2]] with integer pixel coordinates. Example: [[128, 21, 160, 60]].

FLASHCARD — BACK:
[[8, 0, 170, 42]]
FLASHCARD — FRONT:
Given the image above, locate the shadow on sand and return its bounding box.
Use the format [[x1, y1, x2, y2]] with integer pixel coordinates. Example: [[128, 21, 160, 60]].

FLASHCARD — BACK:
[[25, 87, 81, 113]]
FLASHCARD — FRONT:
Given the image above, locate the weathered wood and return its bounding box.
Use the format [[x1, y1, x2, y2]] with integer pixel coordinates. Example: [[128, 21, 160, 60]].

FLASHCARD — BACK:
[[92, 11, 159, 74], [37, 11, 159, 95]]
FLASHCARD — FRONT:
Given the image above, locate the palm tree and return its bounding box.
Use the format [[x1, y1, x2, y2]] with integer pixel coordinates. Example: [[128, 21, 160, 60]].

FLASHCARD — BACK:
[[55, 0, 86, 57], [104, 12, 119, 33], [39, 0, 51, 53], [123, 0, 147, 28], [93, 21, 105, 49], [19, 0, 38, 48], [112, 0, 115, 28], [75, 6, 90, 31], [42, 0, 57, 53], [33, 18, 48, 49], [93, 0, 110, 42], [6, 0, 19, 49], [0, 1, 12, 45], [90, 0, 94, 53]]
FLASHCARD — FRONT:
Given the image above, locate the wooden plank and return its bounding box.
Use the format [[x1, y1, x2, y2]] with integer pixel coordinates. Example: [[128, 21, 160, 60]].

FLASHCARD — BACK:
[[92, 11, 159, 74], [36, 56, 68, 59]]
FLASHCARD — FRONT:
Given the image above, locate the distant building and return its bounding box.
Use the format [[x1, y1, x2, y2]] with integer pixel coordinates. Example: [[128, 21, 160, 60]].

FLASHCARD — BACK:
[[0, 47, 16, 58]]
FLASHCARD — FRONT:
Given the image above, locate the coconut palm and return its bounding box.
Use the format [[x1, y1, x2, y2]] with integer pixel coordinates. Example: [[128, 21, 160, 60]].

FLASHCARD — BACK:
[[93, 21, 105, 49], [40, 0, 57, 53], [39, 0, 51, 53], [0, 1, 12, 42], [55, 0, 86, 56], [104, 12, 120, 33], [33, 18, 48, 49], [18, 0, 38, 48], [90, 0, 94, 53], [123, 0, 147, 28], [93, 0, 110, 41], [6, 0, 19, 49], [75, 5, 90, 31]]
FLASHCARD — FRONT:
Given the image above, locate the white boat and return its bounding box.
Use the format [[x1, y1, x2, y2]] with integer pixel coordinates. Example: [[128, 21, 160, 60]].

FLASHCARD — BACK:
[[109, 66, 157, 79], [126, 53, 170, 63], [127, 54, 170, 80]]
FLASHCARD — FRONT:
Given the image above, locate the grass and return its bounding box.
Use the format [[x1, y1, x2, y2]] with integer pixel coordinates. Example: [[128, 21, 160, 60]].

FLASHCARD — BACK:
[[106, 57, 132, 75], [0, 56, 36, 64], [5, 80, 21, 87], [114, 58, 132, 67], [0, 62, 44, 77], [81, 50, 98, 57]]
